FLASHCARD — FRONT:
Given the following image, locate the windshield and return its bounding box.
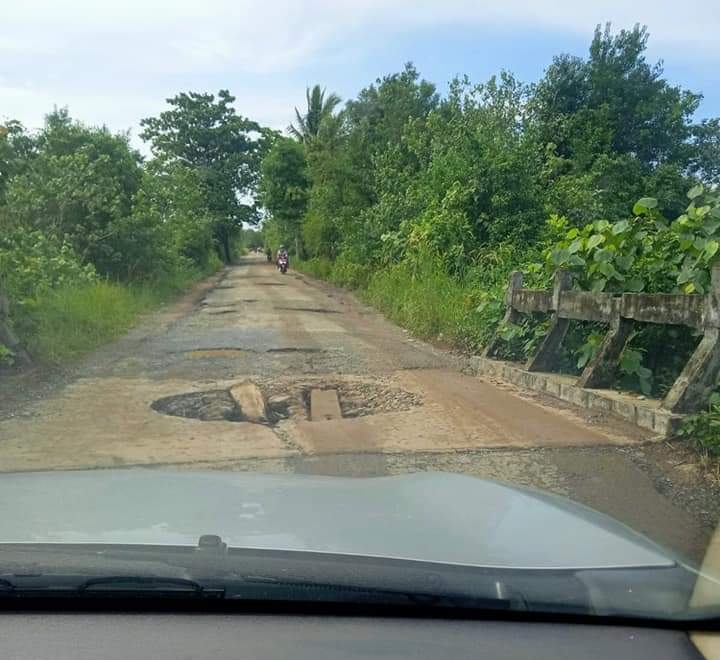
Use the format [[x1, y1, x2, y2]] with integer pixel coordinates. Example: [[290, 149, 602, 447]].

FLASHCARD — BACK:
[[1, 0, 720, 624]]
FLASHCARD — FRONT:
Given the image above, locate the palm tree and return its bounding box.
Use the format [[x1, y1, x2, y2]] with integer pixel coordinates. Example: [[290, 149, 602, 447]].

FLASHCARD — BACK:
[[289, 85, 341, 143]]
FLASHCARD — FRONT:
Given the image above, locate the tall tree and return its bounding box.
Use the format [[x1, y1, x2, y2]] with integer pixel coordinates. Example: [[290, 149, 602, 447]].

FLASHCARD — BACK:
[[140, 90, 263, 261], [259, 136, 309, 256], [288, 85, 341, 143]]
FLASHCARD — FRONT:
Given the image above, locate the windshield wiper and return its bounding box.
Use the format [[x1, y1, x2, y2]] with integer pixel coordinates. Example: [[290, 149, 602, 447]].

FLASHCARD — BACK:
[[0, 575, 225, 599]]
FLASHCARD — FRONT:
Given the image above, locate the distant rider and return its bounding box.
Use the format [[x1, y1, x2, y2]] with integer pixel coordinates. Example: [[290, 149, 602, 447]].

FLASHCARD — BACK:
[[277, 245, 289, 268]]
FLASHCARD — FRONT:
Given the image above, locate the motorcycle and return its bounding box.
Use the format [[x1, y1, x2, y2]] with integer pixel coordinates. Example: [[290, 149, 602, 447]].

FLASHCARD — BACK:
[[277, 254, 289, 274]]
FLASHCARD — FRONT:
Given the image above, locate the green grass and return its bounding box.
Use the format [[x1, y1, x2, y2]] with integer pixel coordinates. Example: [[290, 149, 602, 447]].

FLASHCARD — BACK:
[[297, 255, 511, 352], [363, 261, 487, 350], [18, 267, 214, 363]]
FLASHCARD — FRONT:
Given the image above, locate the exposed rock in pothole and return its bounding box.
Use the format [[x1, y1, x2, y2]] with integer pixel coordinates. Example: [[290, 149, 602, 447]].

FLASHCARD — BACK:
[[277, 377, 423, 420], [151, 390, 244, 422]]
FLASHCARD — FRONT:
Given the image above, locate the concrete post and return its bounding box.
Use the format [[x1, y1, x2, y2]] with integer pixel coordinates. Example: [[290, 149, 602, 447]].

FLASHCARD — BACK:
[[577, 313, 633, 389], [525, 270, 572, 372], [663, 264, 720, 413], [483, 271, 523, 358]]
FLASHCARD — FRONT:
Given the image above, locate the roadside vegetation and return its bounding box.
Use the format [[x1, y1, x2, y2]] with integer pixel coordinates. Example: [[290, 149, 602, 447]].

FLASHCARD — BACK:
[[258, 25, 720, 451], [0, 92, 268, 364]]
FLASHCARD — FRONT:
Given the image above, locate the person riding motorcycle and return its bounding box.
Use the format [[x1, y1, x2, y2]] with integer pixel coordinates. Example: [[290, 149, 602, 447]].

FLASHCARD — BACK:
[[265, 247, 272, 262], [276, 246, 289, 269]]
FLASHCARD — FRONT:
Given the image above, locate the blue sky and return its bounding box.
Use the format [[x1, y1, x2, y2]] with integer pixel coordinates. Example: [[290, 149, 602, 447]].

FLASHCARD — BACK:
[[2, 1, 719, 149]]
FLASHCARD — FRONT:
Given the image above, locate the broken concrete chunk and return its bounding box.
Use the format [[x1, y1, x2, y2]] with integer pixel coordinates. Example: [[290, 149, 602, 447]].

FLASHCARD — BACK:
[[229, 381, 267, 423]]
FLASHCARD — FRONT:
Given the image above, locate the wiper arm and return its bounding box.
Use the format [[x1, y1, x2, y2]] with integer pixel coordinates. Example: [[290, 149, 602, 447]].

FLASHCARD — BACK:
[[0, 575, 225, 599], [78, 576, 219, 596]]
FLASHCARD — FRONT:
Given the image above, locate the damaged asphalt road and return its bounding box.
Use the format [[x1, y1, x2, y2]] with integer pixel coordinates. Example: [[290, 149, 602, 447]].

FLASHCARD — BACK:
[[0, 255, 718, 561]]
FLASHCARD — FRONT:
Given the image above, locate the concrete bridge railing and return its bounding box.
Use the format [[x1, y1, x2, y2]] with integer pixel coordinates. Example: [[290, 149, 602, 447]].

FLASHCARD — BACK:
[[484, 265, 720, 414]]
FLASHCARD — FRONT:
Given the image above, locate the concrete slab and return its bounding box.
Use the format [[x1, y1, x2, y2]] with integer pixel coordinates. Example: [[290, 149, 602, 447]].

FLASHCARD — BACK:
[[309, 389, 342, 421]]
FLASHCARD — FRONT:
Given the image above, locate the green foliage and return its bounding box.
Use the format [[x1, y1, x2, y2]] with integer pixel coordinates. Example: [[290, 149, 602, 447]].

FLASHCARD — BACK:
[[0, 343, 15, 366], [679, 394, 720, 456], [495, 316, 550, 362], [0, 103, 230, 363], [259, 137, 309, 255], [545, 186, 720, 296], [0, 229, 96, 304]]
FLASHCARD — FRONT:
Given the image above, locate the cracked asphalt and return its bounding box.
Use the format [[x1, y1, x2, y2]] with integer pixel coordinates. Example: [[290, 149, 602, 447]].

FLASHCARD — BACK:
[[0, 255, 717, 561]]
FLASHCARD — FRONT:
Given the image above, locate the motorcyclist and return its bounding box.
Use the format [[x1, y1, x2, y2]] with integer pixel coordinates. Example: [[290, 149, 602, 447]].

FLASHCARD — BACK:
[[265, 247, 272, 262], [277, 245, 289, 269]]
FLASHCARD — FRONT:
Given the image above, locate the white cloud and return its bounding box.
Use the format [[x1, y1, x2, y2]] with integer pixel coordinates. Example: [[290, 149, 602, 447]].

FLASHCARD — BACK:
[[2, 0, 718, 139]]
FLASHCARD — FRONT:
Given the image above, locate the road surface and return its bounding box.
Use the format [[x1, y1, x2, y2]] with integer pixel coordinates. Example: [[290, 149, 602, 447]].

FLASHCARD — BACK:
[[0, 255, 717, 559]]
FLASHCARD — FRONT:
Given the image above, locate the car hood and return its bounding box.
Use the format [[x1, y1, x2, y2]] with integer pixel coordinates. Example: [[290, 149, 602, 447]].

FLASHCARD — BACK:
[[0, 470, 676, 570]]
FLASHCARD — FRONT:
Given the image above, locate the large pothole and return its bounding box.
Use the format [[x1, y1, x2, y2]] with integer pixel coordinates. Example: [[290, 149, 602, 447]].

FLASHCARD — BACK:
[[150, 377, 421, 425], [151, 387, 289, 425]]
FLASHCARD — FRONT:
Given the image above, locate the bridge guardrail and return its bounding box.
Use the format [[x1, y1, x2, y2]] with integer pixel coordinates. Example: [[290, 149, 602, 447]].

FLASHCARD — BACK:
[[484, 266, 720, 414]]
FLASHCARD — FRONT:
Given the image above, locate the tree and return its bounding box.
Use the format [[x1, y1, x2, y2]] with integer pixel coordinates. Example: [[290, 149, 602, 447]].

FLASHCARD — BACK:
[[0, 120, 35, 203], [140, 90, 263, 261], [288, 85, 341, 143], [3, 109, 144, 278], [531, 24, 711, 222], [259, 137, 309, 256]]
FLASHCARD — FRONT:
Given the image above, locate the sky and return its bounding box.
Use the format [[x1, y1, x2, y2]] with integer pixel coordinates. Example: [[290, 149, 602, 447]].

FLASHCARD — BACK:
[[2, 0, 719, 149]]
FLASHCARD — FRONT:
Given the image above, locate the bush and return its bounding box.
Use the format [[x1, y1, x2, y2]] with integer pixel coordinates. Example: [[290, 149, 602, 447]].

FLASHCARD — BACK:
[[0, 229, 96, 304], [679, 395, 720, 457]]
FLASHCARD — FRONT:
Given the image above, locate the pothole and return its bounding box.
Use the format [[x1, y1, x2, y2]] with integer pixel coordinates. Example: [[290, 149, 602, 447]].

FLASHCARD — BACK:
[[184, 348, 250, 359], [151, 390, 245, 422], [266, 347, 325, 354], [204, 308, 238, 315], [151, 386, 289, 425], [150, 377, 422, 426], [273, 306, 341, 314], [255, 282, 286, 286]]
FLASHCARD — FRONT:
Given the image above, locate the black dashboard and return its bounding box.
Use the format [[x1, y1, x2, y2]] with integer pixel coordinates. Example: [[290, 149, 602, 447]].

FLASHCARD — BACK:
[[0, 614, 703, 660]]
